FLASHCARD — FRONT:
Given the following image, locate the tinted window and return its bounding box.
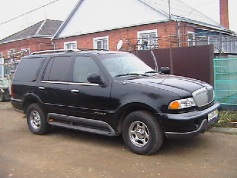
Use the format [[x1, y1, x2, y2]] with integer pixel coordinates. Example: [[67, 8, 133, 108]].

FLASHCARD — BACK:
[[100, 53, 153, 77], [72, 56, 100, 83], [44, 56, 72, 81], [13, 57, 45, 82]]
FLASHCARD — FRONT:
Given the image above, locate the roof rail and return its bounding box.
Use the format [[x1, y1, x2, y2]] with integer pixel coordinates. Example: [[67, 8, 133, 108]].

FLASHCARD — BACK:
[[79, 48, 109, 51], [31, 49, 80, 55]]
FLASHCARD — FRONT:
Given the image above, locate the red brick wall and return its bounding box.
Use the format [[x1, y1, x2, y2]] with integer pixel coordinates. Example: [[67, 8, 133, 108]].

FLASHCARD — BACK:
[[0, 38, 54, 59], [53, 21, 194, 51], [0, 21, 205, 58]]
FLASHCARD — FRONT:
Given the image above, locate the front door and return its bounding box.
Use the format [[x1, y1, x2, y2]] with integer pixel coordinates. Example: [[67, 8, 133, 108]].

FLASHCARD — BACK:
[[66, 56, 111, 121]]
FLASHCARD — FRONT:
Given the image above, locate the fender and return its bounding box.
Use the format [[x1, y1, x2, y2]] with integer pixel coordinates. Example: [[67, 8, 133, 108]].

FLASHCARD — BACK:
[[22, 93, 44, 113]]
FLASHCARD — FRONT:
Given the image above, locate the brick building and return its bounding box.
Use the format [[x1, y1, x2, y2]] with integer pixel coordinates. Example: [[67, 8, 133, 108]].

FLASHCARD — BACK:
[[0, 19, 62, 59], [52, 0, 236, 53]]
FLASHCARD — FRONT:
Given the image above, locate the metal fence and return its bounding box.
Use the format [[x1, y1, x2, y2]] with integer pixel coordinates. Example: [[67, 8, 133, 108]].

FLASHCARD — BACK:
[[125, 34, 237, 54], [214, 57, 237, 110], [135, 45, 214, 85]]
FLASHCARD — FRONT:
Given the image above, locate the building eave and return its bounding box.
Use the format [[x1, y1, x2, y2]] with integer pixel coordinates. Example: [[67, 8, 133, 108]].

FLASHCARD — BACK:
[[52, 0, 84, 39], [0, 35, 52, 45]]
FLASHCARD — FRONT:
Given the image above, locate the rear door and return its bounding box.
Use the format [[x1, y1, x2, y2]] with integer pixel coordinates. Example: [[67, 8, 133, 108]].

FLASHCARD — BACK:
[[38, 55, 72, 115]]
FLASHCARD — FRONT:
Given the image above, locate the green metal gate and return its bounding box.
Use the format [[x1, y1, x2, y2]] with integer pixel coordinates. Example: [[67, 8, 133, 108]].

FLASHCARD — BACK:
[[214, 57, 237, 110]]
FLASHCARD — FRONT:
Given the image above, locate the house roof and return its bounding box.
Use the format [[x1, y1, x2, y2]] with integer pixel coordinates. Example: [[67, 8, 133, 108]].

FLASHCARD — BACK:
[[0, 19, 62, 44], [53, 0, 230, 39]]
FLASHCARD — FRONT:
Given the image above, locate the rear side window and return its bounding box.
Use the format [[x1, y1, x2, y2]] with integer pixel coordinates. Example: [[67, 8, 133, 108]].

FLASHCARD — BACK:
[[43, 56, 72, 81], [13, 57, 45, 82]]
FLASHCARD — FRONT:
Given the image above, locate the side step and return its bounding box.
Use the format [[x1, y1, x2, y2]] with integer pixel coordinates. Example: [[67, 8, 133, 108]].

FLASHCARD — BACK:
[[47, 113, 117, 136]]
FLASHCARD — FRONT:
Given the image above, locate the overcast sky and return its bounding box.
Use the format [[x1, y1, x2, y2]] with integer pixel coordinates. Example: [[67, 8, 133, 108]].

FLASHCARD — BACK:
[[0, 0, 236, 40]]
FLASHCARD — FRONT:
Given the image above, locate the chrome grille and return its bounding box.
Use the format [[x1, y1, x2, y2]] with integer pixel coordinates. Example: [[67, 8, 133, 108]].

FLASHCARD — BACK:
[[192, 87, 214, 107]]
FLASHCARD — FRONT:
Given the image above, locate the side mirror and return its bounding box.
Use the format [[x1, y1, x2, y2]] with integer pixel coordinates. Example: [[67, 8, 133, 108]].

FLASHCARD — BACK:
[[160, 67, 170, 74], [87, 73, 106, 86]]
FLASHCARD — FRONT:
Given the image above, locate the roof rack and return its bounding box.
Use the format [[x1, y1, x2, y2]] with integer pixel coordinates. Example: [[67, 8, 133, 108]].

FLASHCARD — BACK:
[[79, 48, 109, 51], [31, 48, 110, 55], [31, 49, 80, 55]]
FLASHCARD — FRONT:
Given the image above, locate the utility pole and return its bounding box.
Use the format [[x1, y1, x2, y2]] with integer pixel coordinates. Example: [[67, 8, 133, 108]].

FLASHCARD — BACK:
[[168, 0, 171, 20]]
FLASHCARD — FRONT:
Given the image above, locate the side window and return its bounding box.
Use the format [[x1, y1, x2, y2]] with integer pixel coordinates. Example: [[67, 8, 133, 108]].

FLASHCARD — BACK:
[[72, 56, 100, 83], [43, 56, 72, 81], [13, 57, 46, 82]]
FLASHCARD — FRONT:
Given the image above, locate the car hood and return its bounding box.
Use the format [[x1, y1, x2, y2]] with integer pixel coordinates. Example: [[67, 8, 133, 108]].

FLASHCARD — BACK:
[[127, 75, 210, 96]]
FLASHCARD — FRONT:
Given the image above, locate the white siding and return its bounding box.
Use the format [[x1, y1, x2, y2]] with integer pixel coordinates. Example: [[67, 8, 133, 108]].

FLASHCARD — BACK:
[[58, 0, 167, 38], [144, 0, 220, 27]]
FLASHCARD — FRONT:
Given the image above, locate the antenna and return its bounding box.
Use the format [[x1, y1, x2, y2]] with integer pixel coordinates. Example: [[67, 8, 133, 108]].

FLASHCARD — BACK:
[[116, 40, 123, 50], [151, 50, 159, 72]]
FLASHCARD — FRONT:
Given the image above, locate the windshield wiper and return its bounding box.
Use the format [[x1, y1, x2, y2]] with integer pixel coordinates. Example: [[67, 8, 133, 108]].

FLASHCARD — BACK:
[[115, 73, 148, 78], [145, 71, 158, 74]]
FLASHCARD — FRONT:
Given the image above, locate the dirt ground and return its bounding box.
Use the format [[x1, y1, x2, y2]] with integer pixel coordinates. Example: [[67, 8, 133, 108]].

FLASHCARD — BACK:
[[0, 101, 237, 178]]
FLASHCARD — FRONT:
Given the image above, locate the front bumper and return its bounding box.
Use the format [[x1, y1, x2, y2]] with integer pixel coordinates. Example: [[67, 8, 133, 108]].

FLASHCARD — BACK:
[[163, 102, 220, 139]]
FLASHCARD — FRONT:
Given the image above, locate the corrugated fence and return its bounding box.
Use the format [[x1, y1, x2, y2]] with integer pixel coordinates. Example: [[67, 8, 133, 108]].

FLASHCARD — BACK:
[[135, 44, 214, 85], [214, 57, 237, 110]]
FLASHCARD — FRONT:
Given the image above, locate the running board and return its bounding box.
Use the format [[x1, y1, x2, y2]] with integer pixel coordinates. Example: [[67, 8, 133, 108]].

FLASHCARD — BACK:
[[47, 113, 117, 136]]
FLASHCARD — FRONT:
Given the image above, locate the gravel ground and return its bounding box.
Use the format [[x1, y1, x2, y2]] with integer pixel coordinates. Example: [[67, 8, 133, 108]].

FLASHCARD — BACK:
[[1, 101, 237, 178]]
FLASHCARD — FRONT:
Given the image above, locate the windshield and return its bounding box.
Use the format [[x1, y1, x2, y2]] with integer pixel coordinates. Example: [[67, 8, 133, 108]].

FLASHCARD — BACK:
[[100, 53, 154, 77]]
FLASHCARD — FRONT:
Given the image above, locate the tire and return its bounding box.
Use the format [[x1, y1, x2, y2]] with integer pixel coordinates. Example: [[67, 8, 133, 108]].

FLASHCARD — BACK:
[[26, 103, 50, 135], [0, 93, 5, 102], [122, 111, 164, 155]]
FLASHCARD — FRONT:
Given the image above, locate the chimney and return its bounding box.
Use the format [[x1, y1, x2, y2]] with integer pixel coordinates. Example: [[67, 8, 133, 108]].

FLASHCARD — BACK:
[[220, 0, 229, 29]]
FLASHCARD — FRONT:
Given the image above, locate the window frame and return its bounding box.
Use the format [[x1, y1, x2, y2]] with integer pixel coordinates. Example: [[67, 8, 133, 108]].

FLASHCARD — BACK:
[[187, 31, 195, 47], [93, 36, 109, 50], [137, 29, 158, 50], [64, 41, 77, 49]]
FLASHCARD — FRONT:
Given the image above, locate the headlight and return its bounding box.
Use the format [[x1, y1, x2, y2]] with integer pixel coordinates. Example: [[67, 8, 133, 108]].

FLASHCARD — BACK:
[[168, 97, 196, 110]]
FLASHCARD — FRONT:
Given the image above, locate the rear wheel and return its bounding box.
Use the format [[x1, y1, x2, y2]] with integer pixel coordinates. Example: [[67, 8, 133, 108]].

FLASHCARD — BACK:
[[122, 111, 164, 155], [26, 103, 50, 135]]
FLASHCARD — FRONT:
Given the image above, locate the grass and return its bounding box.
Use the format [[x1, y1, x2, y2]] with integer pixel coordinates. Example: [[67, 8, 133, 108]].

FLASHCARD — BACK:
[[215, 110, 237, 128]]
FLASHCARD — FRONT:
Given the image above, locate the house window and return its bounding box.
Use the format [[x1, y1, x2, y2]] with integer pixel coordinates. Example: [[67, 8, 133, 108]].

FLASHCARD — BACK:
[[196, 36, 209, 46], [93, 36, 109, 50], [137, 29, 158, 50], [0, 55, 3, 78], [7, 49, 16, 58], [21, 48, 30, 56], [64, 41, 77, 49], [187, 32, 195, 46]]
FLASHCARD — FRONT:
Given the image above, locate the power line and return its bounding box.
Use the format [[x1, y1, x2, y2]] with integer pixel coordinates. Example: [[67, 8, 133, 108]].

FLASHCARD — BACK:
[[0, 0, 59, 26]]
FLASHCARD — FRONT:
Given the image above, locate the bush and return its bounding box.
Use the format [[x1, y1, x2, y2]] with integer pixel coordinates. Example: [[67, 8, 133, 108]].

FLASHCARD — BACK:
[[215, 110, 237, 128]]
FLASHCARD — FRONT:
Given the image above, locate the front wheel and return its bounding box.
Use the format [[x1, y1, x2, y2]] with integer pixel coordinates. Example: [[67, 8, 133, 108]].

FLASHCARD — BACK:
[[122, 111, 164, 155], [0, 92, 5, 102], [26, 103, 50, 135]]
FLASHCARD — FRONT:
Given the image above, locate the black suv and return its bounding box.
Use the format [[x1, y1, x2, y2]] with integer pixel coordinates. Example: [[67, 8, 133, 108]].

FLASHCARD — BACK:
[[11, 49, 220, 155]]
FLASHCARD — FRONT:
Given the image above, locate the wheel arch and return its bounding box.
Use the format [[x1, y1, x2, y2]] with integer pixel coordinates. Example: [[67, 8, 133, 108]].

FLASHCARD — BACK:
[[23, 93, 44, 114], [116, 102, 163, 134]]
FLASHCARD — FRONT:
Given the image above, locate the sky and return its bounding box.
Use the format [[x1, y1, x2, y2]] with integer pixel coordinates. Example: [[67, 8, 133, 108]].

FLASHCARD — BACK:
[[0, 0, 236, 40]]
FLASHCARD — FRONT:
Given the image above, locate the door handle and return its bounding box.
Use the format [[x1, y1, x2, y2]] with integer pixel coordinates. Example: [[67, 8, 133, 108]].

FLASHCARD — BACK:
[[71, 89, 79, 93], [39, 86, 45, 90]]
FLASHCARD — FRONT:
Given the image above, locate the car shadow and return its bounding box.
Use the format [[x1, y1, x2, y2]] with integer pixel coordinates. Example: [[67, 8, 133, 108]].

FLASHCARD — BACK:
[[48, 126, 209, 155]]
